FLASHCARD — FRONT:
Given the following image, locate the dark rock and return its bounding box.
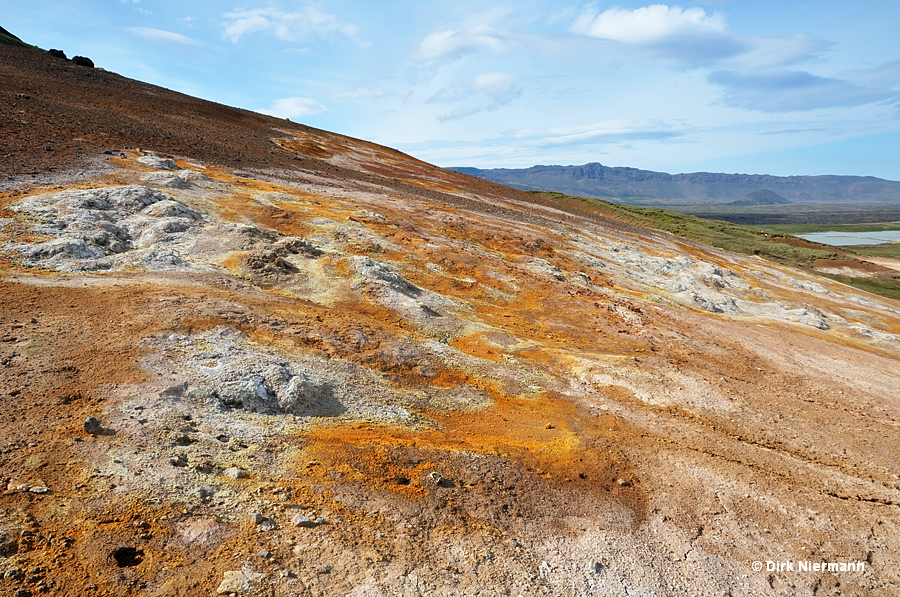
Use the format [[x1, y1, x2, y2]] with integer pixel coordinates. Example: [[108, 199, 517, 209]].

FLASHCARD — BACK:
[[82, 416, 101, 435], [0, 530, 18, 557], [111, 547, 143, 567], [72, 56, 94, 68], [48, 49, 66, 59]]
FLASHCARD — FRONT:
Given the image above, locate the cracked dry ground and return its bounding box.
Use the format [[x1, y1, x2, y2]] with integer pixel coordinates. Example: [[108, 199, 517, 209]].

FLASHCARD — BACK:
[[1, 46, 900, 597]]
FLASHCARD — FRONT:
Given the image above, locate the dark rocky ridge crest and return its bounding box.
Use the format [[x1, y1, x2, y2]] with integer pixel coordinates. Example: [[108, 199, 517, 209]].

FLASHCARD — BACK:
[[452, 162, 900, 204]]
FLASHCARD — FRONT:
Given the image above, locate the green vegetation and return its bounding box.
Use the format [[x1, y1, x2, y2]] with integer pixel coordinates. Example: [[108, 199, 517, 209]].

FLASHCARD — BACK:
[[843, 244, 900, 259], [24, 334, 49, 357], [817, 275, 900, 302], [764, 222, 900, 234], [534, 191, 840, 267], [534, 191, 900, 303], [0, 25, 40, 50]]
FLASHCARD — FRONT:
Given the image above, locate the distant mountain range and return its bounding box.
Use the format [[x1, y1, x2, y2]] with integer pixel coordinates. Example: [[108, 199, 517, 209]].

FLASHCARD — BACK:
[[450, 163, 900, 204]]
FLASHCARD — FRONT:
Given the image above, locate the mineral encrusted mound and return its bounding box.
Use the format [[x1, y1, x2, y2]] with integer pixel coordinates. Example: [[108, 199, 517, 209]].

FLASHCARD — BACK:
[[8, 185, 204, 271], [151, 328, 346, 417]]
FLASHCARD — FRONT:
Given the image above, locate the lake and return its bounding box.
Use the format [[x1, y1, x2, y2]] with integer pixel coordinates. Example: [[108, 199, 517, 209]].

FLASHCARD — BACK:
[[797, 230, 900, 246]]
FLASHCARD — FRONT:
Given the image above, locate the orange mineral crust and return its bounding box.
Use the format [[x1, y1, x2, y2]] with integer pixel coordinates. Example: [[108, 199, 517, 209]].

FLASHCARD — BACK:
[[1, 42, 899, 596]]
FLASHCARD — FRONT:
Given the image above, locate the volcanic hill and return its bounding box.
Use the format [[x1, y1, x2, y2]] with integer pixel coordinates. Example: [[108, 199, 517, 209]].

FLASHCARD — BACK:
[[1, 42, 899, 597]]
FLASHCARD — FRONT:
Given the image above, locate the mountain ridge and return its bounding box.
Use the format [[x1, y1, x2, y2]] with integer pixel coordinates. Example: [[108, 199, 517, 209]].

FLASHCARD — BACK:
[[451, 162, 900, 204]]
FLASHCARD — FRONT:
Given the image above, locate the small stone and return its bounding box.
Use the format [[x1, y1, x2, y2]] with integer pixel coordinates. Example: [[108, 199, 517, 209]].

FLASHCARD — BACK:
[[14, 589, 31, 597], [429, 471, 444, 486], [257, 549, 269, 558], [4, 568, 22, 579], [545, 423, 554, 429], [257, 519, 275, 532], [28, 486, 48, 494], [248, 512, 263, 525], [292, 515, 315, 528], [30, 318, 37, 324], [82, 417, 101, 435], [617, 478, 630, 487], [217, 566, 264, 595], [223, 467, 247, 480]]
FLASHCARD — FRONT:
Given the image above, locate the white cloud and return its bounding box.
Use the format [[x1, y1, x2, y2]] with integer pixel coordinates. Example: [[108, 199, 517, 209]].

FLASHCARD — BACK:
[[129, 27, 200, 46], [412, 25, 509, 60], [331, 87, 384, 100], [430, 72, 522, 121], [569, 4, 827, 68], [709, 70, 897, 112], [223, 5, 362, 45], [572, 4, 725, 44], [259, 97, 327, 119], [471, 72, 518, 98], [509, 119, 683, 146]]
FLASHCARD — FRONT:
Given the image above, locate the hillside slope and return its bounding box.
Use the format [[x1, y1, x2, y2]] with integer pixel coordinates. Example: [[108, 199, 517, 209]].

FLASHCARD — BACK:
[[452, 162, 900, 204], [1, 43, 900, 597]]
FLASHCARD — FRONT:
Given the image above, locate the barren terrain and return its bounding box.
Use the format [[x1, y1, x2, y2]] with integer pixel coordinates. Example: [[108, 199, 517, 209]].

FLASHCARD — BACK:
[[1, 44, 899, 596]]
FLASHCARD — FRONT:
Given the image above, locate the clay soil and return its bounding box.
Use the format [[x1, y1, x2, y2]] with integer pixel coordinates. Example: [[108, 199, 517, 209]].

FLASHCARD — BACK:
[[1, 44, 900, 597]]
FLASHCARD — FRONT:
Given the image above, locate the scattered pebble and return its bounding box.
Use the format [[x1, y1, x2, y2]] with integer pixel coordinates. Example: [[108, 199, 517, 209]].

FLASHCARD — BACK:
[[248, 512, 263, 525], [257, 549, 270, 558], [28, 486, 48, 494]]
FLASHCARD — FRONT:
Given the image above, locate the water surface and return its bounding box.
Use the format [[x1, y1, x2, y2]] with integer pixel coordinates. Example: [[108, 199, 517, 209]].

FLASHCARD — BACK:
[[797, 230, 900, 246]]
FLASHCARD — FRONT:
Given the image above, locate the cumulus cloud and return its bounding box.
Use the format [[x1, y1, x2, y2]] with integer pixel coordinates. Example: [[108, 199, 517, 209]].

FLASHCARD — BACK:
[[223, 5, 362, 44], [412, 25, 510, 60], [259, 97, 327, 119], [709, 70, 897, 112], [129, 27, 200, 46], [570, 4, 827, 68], [572, 4, 725, 44]]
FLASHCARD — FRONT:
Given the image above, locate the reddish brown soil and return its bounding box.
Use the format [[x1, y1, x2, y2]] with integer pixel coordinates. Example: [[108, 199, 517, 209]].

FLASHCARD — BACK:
[[1, 43, 899, 597]]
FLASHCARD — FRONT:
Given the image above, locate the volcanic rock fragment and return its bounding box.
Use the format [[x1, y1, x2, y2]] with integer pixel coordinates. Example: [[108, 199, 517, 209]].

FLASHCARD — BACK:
[[82, 416, 101, 435]]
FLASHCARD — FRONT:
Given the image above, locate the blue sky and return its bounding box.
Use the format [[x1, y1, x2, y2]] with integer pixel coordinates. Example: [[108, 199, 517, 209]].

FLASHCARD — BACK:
[[6, 1, 900, 178]]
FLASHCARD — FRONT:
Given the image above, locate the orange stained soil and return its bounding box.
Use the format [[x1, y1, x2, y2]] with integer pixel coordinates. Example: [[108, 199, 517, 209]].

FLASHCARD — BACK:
[[301, 391, 645, 515]]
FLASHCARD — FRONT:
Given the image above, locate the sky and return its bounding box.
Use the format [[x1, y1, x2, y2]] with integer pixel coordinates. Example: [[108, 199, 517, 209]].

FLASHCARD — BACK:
[[6, 1, 900, 179]]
